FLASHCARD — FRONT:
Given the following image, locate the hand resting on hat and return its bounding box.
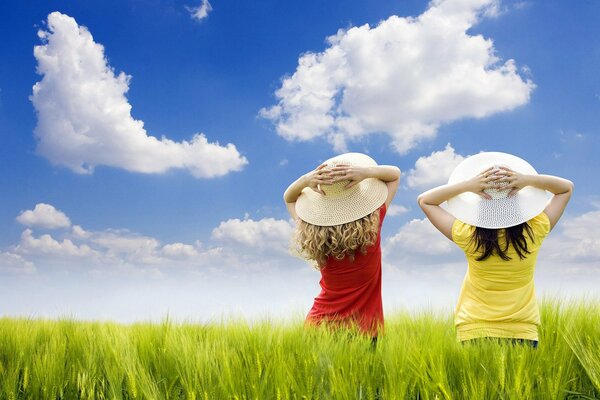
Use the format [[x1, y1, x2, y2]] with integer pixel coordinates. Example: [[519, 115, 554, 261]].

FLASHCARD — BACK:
[[417, 151, 574, 345], [305, 164, 334, 195], [284, 162, 401, 221], [493, 167, 574, 229], [328, 164, 368, 188], [491, 166, 529, 197], [418, 166, 574, 239], [328, 164, 400, 190]]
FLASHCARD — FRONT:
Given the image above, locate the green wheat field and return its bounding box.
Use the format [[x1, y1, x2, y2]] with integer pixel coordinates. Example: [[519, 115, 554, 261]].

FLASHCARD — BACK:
[[0, 300, 599, 399]]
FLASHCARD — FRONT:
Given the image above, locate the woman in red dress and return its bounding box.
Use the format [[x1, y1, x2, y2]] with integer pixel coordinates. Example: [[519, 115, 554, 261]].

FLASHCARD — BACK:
[[284, 153, 400, 339]]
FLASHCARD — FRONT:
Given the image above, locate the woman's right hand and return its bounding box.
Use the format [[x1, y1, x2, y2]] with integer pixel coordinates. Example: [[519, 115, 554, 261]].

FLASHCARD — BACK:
[[494, 167, 531, 197]]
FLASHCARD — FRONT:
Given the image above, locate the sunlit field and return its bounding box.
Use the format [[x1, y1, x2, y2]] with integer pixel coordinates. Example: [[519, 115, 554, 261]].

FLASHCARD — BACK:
[[0, 300, 598, 399]]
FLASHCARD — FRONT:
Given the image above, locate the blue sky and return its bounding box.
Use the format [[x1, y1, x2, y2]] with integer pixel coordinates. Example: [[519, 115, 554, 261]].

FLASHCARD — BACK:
[[1, 0, 599, 322]]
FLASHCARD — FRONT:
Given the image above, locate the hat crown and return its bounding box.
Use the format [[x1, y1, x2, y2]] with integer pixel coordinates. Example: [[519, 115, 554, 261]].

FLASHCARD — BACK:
[[326, 153, 377, 168], [483, 183, 511, 200], [295, 152, 388, 226], [321, 179, 353, 197], [319, 154, 373, 198], [446, 152, 550, 229], [483, 165, 511, 200]]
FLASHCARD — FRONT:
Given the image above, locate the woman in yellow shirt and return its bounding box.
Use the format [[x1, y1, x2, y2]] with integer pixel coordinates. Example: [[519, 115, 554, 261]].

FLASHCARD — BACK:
[[417, 152, 573, 346]]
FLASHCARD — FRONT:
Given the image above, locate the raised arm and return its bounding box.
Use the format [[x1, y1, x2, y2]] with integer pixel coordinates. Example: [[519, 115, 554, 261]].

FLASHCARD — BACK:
[[283, 164, 333, 220], [417, 167, 496, 240], [329, 165, 401, 208], [496, 168, 574, 229]]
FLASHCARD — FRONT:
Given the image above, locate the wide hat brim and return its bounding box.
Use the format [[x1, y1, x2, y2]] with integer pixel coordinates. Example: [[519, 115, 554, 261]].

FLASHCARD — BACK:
[[445, 152, 551, 229], [295, 153, 388, 226]]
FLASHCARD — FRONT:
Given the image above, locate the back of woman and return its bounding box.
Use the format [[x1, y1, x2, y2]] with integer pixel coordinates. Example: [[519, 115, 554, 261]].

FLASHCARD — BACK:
[[307, 204, 387, 335], [317, 204, 384, 289], [452, 212, 550, 341], [283, 153, 400, 339], [417, 152, 573, 345]]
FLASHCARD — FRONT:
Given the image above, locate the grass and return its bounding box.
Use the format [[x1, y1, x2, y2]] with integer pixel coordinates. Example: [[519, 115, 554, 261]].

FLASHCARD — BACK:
[[0, 300, 599, 399]]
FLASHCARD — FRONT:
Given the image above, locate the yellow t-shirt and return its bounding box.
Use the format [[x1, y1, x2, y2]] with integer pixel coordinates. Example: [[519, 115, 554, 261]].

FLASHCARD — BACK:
[[451, 212, 551, 341]]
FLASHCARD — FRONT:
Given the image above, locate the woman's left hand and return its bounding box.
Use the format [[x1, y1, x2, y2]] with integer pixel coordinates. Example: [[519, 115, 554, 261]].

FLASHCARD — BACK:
[[328, 164, 369, 188]]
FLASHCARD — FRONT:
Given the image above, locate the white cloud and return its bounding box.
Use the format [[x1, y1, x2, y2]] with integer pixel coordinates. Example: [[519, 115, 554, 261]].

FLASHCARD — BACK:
[[89, 230, 163, 264], [12, 201, 599, 283], [387, 204, 409, 216], [161, 243, 199, 258], [4, 204, 599, 321], [382, 208, 600, 286], [31, 12, 247, 178], [72, 225, 90, 239], [212, 217, 295, 255], [13, 227, 218, 270], [0, 252, 36, 274], [187, 0, 212, 22], [482, 1, 504, 17], [16, 203, 71, 229], [16, 229, 98, 258], [9, 202, 300, 274], [543, 210, 600, 262], [261, 0, 534, 153], [384, 217, 460, 262], [406, 144, 466, 189]]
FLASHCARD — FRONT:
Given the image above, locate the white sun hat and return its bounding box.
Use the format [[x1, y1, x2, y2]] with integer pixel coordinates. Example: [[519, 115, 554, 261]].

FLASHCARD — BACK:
[[445, 152, 551, 229], [295, 153, 388, 227]]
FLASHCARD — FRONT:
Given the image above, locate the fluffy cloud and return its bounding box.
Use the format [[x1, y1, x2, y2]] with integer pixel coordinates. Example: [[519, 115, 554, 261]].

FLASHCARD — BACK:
[[406, 144, 466, 189], [88, 230, 164, 264], [16, 229, 98, 258], [0, 252, 36, 274], [4, 202, 599, 320], [261, 0, 534, 153], [383, 208, 600, 284], [543, 210, 600, 262], [187, 0, 212, 21], [15, 201, 596, 285], [31, 12, 247, 178], [212, 217, 295, 255], [9, 203, 301, 274], [16, 203, 71, 229], [384, 217, 460, 262], [161, 243, 199, 258], [387, 204, 409, 217], [13, 227, 216, 270], [72, 225, 90, 239]]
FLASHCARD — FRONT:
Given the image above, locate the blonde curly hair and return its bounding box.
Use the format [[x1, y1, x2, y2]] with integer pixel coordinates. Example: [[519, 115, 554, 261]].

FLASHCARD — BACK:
[[293, 207, 381, 268]]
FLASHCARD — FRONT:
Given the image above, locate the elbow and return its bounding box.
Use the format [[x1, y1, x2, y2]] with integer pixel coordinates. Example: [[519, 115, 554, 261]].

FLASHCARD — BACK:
[[417, 190, 437, 210], [417, 193, 427, 210], [283, 190, 291, 204], [562, 179, 575, 197], [566, 180, 575, 198], [383, 166, 401, 183]]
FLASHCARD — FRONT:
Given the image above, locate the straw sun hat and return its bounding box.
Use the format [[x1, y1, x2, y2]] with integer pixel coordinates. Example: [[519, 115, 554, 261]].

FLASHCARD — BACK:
[[295, 153, 388, 227], [445, 152, 551, 229]]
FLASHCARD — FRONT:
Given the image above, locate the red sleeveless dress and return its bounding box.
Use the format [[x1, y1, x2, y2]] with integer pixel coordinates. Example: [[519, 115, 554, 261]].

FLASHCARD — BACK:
[[306, 203, 386, 337]]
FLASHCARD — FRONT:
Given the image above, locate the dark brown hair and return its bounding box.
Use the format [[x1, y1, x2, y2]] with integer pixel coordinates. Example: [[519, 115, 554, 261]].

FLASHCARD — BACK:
[[469, 222, 535, 261]]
